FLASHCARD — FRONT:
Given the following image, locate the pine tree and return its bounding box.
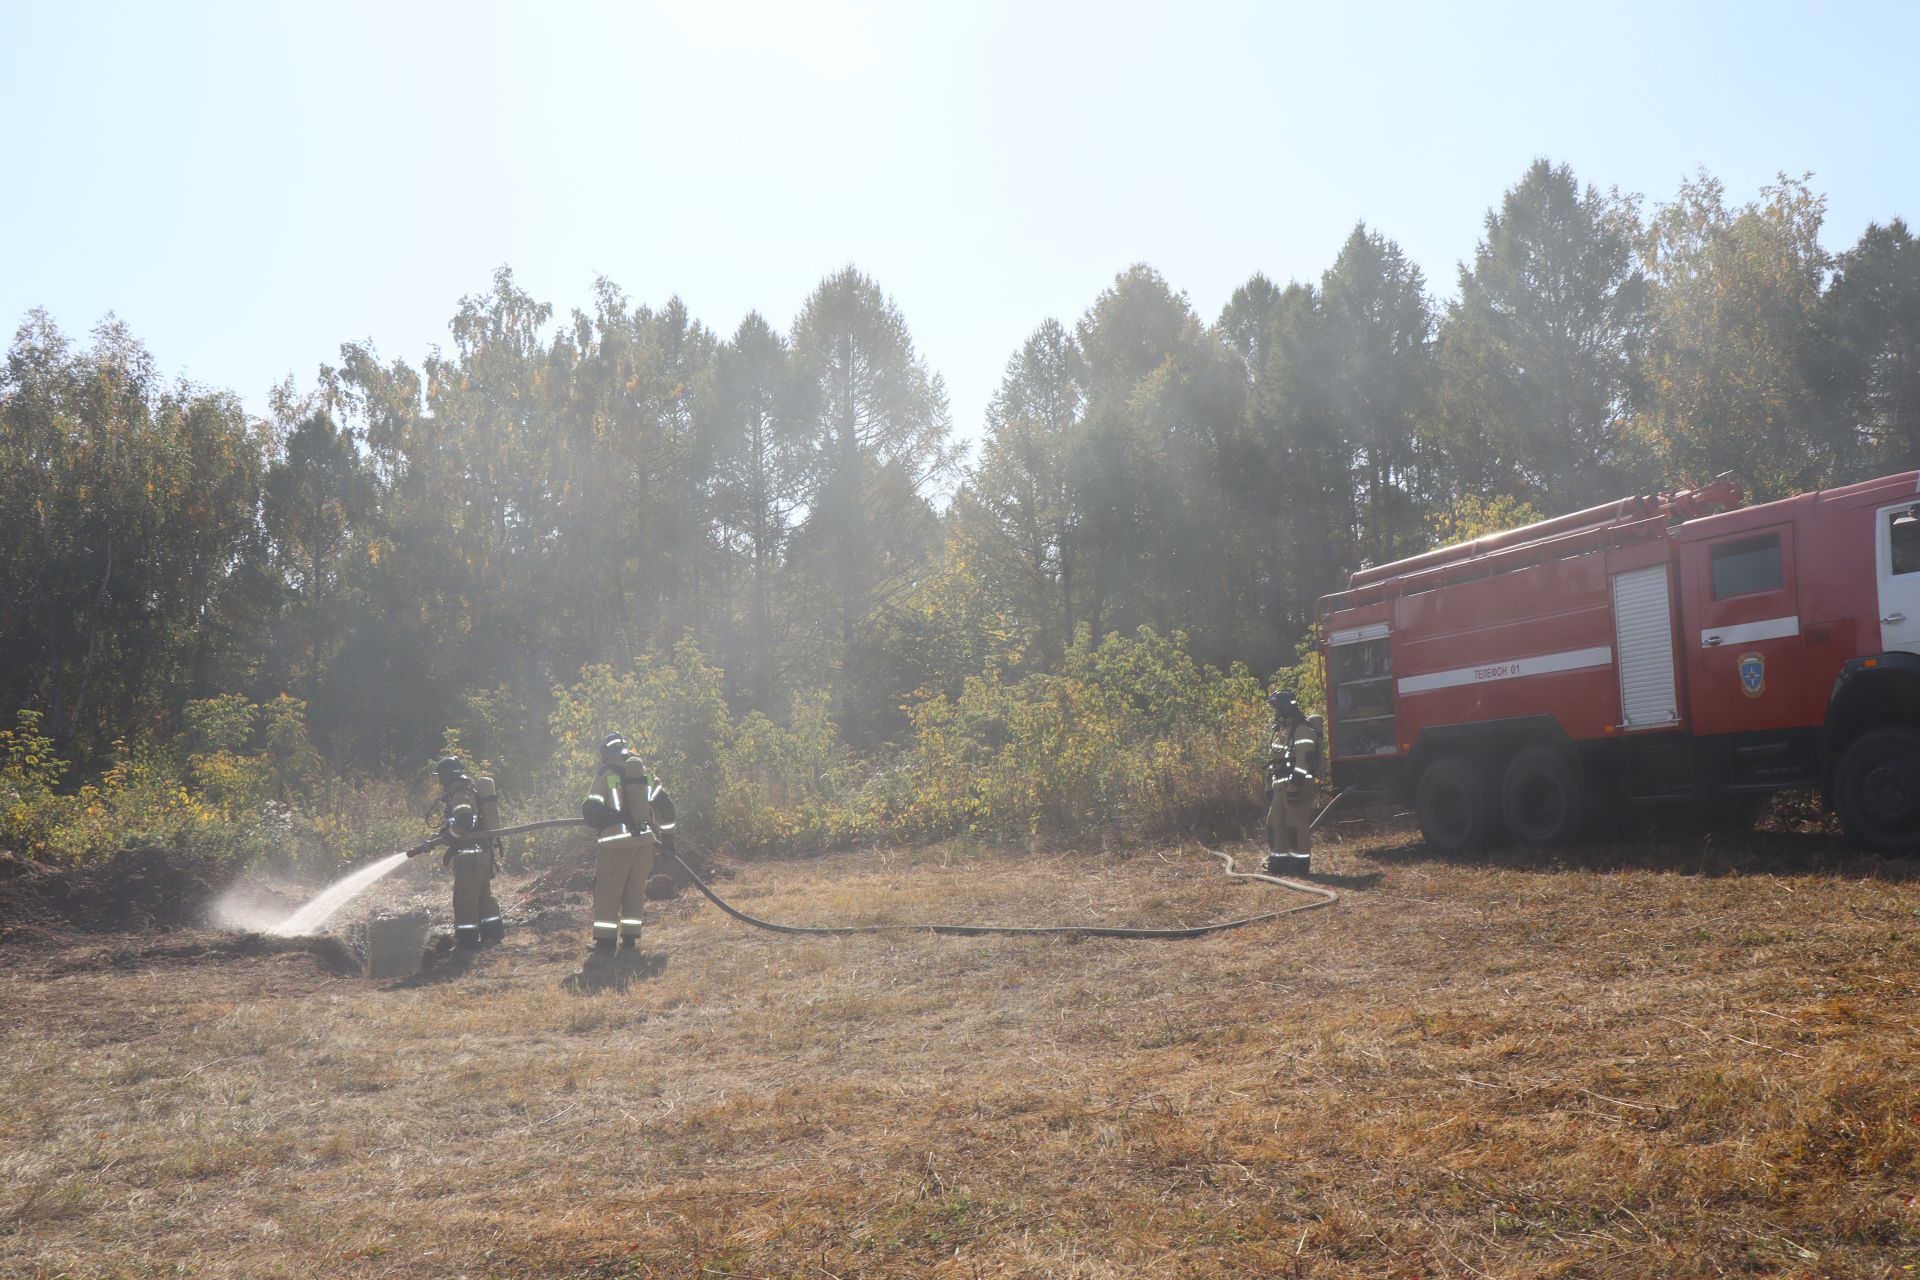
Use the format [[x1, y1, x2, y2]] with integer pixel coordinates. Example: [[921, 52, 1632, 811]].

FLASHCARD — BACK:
[[790, 268, 956, 736], [1435, 160, 1648, 508]]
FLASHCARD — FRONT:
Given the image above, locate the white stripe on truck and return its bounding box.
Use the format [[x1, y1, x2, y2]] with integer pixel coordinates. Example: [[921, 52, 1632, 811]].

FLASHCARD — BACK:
[[1397, 645, 1614, 696]]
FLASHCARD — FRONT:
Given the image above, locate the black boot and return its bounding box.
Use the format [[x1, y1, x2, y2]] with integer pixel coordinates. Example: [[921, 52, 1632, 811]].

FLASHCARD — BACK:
[[479, 917, 505, 945], [591, 936, 616, 955]]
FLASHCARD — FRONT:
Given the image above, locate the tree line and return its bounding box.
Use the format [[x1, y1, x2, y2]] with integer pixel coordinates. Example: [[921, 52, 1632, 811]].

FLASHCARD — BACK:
[[4, 160, 1917, 781]]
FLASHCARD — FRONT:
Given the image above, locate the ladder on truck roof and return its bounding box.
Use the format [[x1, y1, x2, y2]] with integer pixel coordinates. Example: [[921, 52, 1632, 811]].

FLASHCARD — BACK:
[[1330, 479, 1743, 605]]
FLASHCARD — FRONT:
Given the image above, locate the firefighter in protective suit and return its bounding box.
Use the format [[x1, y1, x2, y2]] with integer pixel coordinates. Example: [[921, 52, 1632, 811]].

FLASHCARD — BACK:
[[1264, 690, 1324, 875], [579, 734, 677, 953], [432, 755, 505, 948]]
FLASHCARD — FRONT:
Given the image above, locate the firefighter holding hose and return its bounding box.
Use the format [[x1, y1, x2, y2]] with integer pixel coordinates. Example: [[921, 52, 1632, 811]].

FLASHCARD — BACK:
[[1264, 690, 1323, 876], [428, 754, 506, 948], [578, 733, 677, 954]]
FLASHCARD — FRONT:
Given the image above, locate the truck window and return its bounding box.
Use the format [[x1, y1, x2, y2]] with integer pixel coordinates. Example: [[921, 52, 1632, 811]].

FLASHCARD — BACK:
[[1892, 510, 1920, 576], [1710, 534, 1782, 599]]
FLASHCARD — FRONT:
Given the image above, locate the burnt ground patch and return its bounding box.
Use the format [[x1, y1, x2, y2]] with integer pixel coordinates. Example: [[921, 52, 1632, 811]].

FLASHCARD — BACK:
[[0, 846, 233, 943], [17, 929, 361, 979]]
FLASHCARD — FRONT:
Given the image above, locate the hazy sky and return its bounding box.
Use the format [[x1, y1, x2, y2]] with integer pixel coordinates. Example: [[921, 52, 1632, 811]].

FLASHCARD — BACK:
[[5, 0, 1915, 449]]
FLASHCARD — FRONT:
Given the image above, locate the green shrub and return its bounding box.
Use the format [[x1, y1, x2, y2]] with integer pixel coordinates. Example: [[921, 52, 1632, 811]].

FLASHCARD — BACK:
[[183, 695, 273, 815], [1269, 626, 1326, 716], [262, 695, 325, 803], [284, 774, 424, 875], [551, 651, 864, 855], [4, 697, 389, 873], [874, 627, 1268, 846], [549, 640, 733, 829], [48, 737, 260, 865], [1, 709, 70, 852], [714, 692, 862, 852]]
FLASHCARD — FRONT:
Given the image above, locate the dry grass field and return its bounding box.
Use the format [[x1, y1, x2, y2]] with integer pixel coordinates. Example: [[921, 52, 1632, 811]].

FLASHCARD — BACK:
[[3, 822, 1918, 1279]]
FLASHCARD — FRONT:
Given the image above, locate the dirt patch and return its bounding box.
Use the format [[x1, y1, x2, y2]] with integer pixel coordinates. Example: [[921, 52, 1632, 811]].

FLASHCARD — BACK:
[[0, 850, 59, 940], [0, 847, 232, 941], [22, 929, 361, 978], [514, 854, 592, 913]]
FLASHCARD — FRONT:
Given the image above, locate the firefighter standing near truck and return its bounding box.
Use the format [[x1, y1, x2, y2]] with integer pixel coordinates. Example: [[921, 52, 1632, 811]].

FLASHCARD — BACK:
[[1264, 690, 1324, 875], [430, 755, 506, 948], [578, 733, 677, 953]]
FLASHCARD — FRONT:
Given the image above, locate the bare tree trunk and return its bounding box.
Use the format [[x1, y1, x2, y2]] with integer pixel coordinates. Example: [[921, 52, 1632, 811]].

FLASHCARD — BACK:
[[1059, 522, 1075, 651], [65, 536, 115, 746], [751, 413, 772, 714], [837, 331, 861, 733]]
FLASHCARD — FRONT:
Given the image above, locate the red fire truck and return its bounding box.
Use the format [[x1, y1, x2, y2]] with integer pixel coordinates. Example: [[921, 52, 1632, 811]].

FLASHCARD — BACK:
[[1317, 470, 1920, 852]]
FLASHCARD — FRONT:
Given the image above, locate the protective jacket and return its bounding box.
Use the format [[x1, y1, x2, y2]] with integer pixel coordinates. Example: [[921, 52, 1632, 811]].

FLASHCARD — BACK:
[[433, 762, 504, 946], [582, 741, 676, 948], [1267, 713, 1325, 862]]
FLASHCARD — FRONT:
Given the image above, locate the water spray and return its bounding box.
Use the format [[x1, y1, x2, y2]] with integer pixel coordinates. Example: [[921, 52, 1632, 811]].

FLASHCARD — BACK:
[[260, 813, 589, 939], [268, 851, 412, 937]]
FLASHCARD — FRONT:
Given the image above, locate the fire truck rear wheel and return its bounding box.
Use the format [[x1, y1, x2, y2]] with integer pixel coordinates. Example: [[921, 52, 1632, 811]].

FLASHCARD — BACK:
[[1834, 727, 1920, 852], [1500, 745, 1589, 846], [1415, 757, 1502, 854]]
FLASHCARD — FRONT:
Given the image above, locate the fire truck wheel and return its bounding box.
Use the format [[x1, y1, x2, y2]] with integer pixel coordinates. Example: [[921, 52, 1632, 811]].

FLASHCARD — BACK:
[[1415, 757, 1502, 854], [1500, 745, 1589, 846], [1834, 727, 1920, 852]]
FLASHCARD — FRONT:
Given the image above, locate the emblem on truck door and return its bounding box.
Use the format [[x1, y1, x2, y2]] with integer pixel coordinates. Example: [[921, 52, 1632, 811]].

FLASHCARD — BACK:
[[1738, 651, 1767, 698]]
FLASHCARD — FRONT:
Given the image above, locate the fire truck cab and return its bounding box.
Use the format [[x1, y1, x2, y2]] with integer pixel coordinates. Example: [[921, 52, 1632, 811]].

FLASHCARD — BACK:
[[1317, 471, 1920, 852]]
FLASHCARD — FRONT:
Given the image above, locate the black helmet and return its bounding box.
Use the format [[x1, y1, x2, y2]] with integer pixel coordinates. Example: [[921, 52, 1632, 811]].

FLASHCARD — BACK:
[[600, 734, 630, 766], [1267, 688, 1298, 713], [434, 755, 465, 782]]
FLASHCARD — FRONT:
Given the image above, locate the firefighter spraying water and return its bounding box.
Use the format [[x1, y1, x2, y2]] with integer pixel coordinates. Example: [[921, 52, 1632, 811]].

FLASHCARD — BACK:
[[407, 755, 506, 948], [267, 756, 517, 942]]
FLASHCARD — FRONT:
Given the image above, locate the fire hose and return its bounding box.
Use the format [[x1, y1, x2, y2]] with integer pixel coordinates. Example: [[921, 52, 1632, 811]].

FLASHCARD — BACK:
[[405, 816, 596, 857], [408, 817, 1338, 939]]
